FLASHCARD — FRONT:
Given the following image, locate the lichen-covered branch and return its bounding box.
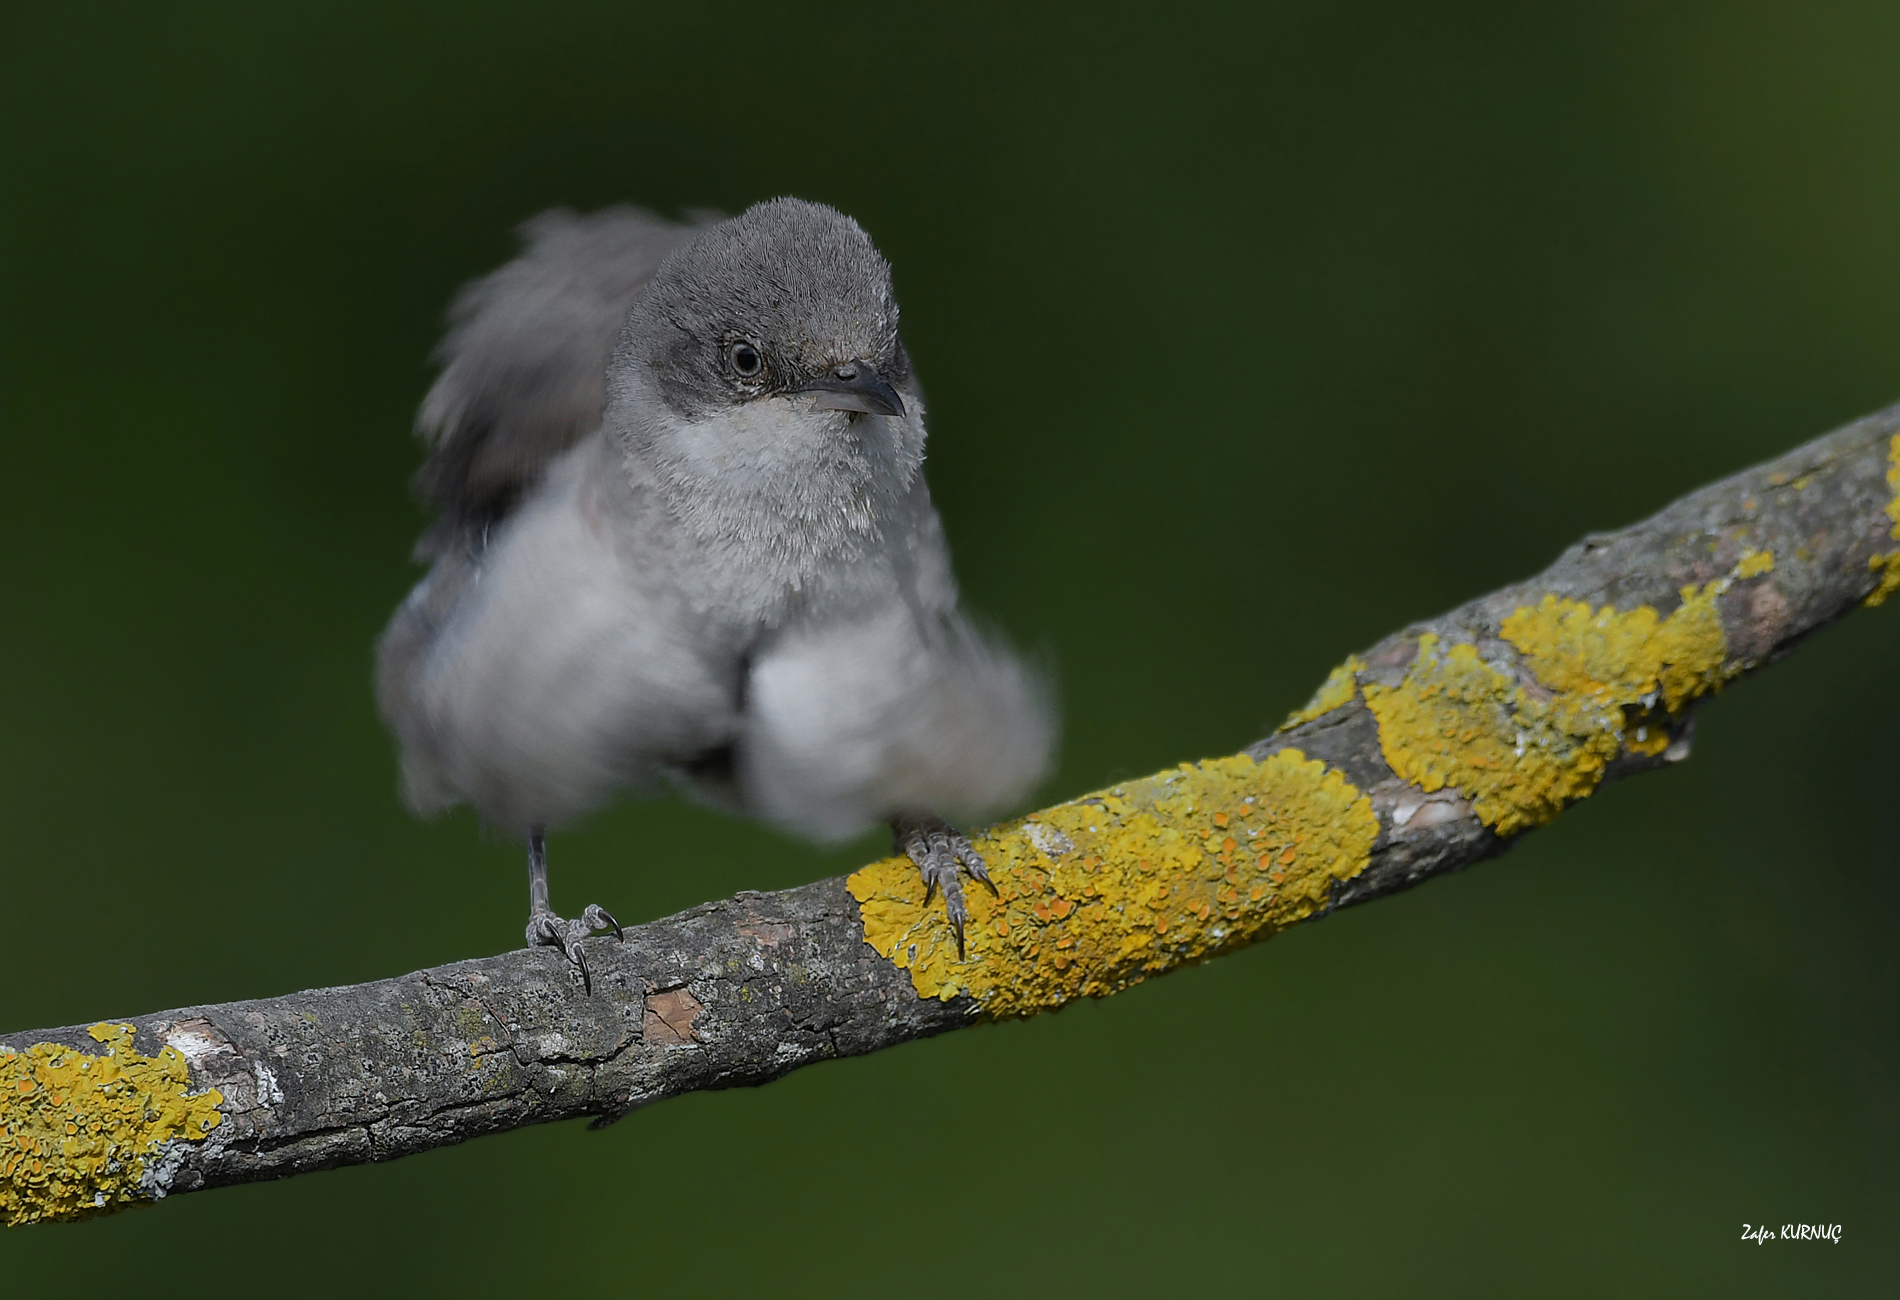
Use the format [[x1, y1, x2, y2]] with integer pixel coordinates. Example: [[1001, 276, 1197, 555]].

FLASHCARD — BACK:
[[7, 410, 1898, 1227]]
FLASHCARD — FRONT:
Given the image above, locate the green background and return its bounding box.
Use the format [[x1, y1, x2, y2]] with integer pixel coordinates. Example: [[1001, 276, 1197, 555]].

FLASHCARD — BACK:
[[3, 3, 1895, 1293]]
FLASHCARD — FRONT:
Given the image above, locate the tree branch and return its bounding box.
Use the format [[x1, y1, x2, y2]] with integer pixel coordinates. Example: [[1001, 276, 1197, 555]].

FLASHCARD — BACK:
[[6, 409, 1898, 1227]]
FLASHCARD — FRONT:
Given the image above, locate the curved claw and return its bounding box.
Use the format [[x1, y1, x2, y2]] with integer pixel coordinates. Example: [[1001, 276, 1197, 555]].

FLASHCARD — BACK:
[[585, 904, 625, 943], [894, 814, 992, 962], [527, 904, 621, 995]]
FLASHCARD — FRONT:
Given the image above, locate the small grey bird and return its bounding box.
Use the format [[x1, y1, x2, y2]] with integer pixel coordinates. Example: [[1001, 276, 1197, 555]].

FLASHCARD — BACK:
[[377, 198, 1054, 987]]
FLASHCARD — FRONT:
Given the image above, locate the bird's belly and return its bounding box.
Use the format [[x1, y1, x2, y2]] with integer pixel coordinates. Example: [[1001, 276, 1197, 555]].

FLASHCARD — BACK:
[[408, 485, 738, 832]]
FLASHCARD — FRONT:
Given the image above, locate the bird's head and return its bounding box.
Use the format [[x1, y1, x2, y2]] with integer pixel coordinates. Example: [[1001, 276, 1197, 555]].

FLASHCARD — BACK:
[[608, 199, 924, 509]]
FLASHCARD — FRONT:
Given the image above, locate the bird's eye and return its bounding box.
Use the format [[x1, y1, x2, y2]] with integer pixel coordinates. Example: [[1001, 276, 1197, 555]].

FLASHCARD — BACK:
[[728, 341, 763, 378]]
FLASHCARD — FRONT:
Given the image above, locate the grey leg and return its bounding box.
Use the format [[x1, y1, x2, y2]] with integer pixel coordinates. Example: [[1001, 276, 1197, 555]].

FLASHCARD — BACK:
[[891, 813, 997, 960], [524, 825, 623, 994]]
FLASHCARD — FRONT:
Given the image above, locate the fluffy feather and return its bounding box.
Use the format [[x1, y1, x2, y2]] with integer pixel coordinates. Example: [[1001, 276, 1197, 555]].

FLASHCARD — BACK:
[[413, 205, 706, 552], [378, 198, 1055, 852]]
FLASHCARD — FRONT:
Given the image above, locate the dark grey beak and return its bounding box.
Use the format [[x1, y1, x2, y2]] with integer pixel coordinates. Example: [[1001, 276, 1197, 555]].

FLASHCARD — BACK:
[[794, 361, 906, 418]]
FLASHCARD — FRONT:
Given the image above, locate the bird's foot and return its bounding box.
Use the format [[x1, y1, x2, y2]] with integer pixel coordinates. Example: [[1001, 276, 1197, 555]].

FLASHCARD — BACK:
[[527, 904, 624, 995], [893, 814, 997, 960]]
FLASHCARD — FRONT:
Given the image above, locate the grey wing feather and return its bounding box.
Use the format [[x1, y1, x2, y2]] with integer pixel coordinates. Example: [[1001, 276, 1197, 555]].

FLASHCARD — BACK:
[[412, 205, 707, 553]]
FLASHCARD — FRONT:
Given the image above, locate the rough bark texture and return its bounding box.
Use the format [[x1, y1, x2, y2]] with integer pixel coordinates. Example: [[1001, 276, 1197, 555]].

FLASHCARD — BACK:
[[18, 884, 971, 1200], [1261, 404, 1897, 910], [6, 405, 1897, 1225]]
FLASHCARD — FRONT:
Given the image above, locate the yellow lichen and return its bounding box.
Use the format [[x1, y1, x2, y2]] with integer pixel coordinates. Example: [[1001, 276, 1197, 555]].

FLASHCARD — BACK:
[[1734, 549, 1775, 579], [1364, 572, 1745, 838], [848, 749, 1378, 1018], [1280, 655, 1365, 729], [1868, 553, 1900, 607], [1, 1023, 223, 1226], [1867, 434, 1900, 608], [1361, 634, 1612, 835]]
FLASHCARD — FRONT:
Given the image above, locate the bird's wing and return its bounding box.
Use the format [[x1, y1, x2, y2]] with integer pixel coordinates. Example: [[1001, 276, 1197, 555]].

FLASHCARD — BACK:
[[411, 205, 708, 553], [737, 605, 1056, 841]]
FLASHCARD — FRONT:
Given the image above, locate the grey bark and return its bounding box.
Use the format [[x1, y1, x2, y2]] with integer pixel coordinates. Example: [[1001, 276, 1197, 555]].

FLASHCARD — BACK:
[[7, 404, 1897, 1211]]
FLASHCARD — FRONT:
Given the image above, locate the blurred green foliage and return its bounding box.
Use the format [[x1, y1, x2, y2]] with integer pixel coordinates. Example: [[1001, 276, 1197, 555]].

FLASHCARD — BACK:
[[2, 2, 1894, 1293]]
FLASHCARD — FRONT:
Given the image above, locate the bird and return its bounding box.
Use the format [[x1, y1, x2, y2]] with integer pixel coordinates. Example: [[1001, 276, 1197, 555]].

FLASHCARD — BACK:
[[375, 197, 1055, 989]]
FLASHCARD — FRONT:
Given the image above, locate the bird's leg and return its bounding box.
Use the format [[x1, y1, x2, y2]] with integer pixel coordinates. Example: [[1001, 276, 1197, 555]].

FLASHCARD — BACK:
[[891, 813, 997, 961], [524, 825, 623, 995]]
